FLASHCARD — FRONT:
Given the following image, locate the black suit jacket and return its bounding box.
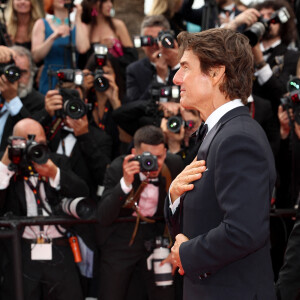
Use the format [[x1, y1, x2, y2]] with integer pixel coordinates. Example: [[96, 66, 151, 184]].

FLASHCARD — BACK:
[[165, 106, 276, 300], [0, 89, 45, 152]]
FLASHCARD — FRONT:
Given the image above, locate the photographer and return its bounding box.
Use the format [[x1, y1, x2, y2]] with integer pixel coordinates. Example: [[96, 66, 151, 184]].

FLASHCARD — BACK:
[[84, 49, 129, 158], [0, 118, 88, 300], [160, 107, 202, 165], [0, 45, 45, 152], [226, 0, 300, 113], [126, 15, 179, 103], [96, 125, 184, 300]]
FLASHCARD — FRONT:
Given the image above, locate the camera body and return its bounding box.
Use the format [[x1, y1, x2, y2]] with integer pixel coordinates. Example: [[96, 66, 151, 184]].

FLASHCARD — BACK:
[[280, 89, 300, 125], [8, 135, 49, 174], [244, 7, 290, 46], [133, 30, 175, 49], [0, 62, 22, 83], [130, 151, 158, 172]]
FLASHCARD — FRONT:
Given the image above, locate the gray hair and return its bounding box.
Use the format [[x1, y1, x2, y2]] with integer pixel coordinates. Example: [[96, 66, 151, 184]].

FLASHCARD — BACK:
[[140, 15, 171, 35]]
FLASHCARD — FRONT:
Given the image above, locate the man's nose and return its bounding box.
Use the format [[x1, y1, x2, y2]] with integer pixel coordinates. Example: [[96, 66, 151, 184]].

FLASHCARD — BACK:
[[173, 69, 182, 86]]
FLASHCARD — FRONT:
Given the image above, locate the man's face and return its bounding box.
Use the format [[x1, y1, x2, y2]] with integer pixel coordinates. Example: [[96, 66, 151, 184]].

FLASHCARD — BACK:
[[260, 7, 281, 40], [142, 26, 163, 61], [133, 143, 166, 178], [14, 55, 32, 98], [173, 50, 214, 118]]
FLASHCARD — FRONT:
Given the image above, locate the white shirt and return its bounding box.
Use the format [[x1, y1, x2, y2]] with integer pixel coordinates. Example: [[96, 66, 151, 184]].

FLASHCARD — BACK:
[[255, 39, 282, 86], [169, 99, 244, 213]]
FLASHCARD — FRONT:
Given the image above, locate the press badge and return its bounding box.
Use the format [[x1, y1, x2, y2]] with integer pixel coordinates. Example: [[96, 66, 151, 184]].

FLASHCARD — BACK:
[[31, 243, 52, 260]]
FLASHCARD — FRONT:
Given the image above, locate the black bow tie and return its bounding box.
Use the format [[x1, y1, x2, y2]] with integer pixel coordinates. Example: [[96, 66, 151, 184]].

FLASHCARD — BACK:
[[148, 178, 160, 187], [196, 122, 208, 144], [60, 128, 74, 140], [262, 47, 274, 56]]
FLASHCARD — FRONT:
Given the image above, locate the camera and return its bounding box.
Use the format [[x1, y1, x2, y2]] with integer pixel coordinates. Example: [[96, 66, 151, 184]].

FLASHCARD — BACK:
[[56, 69, 84, 86], [133, 30, 175, 49], [244, 7, 290, 47], [167, 115, 196, 133], [0, 62, 23, 83], [93, 44, 109, 92], [61, 197, 94, 219], [56, 88, 88, 119], [130, 151, 158, 172], [280, 89, 300, 125], [150, 84, 180, 102], [8, 135, 49, 174]]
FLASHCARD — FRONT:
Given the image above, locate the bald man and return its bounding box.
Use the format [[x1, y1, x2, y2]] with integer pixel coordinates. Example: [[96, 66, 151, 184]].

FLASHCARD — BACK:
[[0, 118, 88, 300]]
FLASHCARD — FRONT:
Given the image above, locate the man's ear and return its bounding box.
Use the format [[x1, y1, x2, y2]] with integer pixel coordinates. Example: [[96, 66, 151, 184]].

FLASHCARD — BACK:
[[210, 66, 226, 86], [131, 148, 136, 155]]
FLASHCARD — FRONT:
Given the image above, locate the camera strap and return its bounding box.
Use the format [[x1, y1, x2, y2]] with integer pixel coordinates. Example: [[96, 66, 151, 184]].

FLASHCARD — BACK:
[[24, 176, 48, 236], [123, 179, 155, 246]]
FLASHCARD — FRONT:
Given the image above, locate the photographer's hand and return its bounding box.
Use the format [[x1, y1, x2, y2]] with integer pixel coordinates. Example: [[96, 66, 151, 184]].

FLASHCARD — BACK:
[[224, 8, 260, 30], [160, 39, 179, 69], [32, 159, 58, 181], [170, 159, 206, 203], [103, 73, 121, 109], [278, 105, 292, 139], [0, 74, 18, 102], [45, 90, 63, 117], [1, 148, 11, 166], [65, 115, 89, 136], [0, 46, 15, 63], [161, 252, 178, 276], [152, 49, 168, 83], [122, 154, 140, 187]]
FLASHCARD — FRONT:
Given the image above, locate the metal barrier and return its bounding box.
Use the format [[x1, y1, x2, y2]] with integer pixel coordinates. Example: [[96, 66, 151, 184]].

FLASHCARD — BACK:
[[0, 209, 297, 300], [0, 215, 97, 300]]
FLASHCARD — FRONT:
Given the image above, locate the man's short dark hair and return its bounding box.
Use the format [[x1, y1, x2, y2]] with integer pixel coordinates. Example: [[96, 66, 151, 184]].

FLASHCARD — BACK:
[[254, 0, 297, 46], [177, 28, 253, 104], [133, 125, 165, 148]]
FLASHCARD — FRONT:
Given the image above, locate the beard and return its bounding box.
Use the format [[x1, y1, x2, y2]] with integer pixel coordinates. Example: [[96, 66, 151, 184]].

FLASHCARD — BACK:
[[18, 76, 33, 98]]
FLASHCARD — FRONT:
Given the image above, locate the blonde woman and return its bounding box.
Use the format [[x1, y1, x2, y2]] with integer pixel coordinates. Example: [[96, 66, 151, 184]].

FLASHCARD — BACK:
[[5, 0, 44, 49]]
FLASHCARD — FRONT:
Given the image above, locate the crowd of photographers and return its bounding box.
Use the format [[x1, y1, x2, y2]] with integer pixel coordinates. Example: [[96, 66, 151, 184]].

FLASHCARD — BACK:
[[0, 0, 300, 299]]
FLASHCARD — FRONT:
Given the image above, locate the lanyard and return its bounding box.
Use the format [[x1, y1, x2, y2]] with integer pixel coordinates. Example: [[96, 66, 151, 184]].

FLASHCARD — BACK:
[[24, 176, 45, 232]]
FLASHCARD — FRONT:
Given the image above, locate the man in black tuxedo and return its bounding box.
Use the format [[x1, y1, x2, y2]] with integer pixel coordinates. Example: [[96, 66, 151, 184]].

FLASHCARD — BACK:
[[0, 45, 45, 152], [96, 125, 184, 300], [165, 28, 276, 299], [0, 118, 89, 300], [126, 15, 180, 103]]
